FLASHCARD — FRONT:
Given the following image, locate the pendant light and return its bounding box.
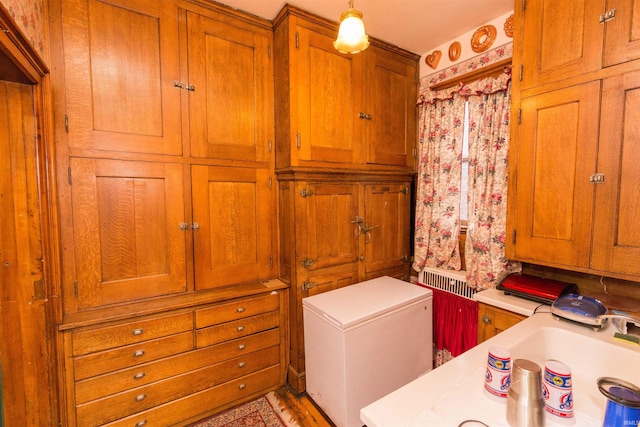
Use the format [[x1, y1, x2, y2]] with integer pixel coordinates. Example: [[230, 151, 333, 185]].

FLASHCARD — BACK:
[[333, 0, 370, 54]]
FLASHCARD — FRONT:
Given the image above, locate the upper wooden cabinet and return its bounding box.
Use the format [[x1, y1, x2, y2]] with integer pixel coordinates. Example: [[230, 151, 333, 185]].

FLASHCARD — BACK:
[[60, 0, 182, 155], [186, 11, 273, 163], [518, 0, 640, 91], [509, 0, 640, 281], [273, 6, 418, 170]]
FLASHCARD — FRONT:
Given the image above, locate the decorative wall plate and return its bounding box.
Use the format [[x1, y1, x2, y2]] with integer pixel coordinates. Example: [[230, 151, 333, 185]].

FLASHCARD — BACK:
[[448, 41, 461, 61], [425, 50, 442, 69], [504, 14, 514, 38], [471, 25, 497, 53]]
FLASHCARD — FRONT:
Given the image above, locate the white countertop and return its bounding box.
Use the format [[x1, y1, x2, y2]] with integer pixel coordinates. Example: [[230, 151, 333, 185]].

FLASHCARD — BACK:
[[360, 311, 640, 427], [473, 288, 544, 316]]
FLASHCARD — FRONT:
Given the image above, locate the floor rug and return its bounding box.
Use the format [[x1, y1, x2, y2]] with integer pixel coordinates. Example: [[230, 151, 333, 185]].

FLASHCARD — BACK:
[[190, 391, 300, 427]]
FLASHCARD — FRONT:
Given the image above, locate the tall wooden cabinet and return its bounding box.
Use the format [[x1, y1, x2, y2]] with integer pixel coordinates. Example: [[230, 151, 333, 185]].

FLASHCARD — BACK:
[[273, 5, 419, 393], [50, 0, 284, 424], [507, 0, 640, 280]]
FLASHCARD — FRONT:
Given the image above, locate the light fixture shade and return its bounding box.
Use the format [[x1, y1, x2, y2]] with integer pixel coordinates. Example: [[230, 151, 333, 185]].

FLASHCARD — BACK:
[[333, 6, 370, 54]]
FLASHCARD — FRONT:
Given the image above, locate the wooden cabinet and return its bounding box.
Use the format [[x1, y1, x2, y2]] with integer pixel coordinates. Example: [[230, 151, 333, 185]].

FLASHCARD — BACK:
[[59, 0, 182, 156], [278, 174, 412, 392], [508, 0, 640, 281], [273, 5, 418, 171], [518, 0, 640, 91], [63, 290, 286, 427], [477, 303, 526, 343]]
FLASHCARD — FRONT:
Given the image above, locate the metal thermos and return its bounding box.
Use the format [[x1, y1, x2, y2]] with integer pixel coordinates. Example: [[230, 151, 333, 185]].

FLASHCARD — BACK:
[[506, 359, 545, 427]]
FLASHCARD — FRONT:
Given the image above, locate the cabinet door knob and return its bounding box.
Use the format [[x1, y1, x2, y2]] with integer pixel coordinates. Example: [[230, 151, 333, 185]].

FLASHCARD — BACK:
[[482, 315, 492, 325]]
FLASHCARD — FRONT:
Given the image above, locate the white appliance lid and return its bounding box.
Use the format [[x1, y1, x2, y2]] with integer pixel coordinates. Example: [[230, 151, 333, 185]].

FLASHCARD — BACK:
[[302, 276, 432, 329]]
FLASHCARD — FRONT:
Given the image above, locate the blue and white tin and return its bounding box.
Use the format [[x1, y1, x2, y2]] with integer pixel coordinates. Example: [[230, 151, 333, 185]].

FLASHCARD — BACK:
[[484, 346, 511, 402]]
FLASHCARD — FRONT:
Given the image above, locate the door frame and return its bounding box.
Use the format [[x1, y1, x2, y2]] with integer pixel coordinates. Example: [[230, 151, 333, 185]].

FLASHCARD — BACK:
[[0, 8, 60, 427]]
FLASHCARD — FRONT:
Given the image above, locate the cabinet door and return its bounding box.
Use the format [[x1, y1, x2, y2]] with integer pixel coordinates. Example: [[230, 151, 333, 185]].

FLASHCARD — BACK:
[[191, 166, 274, 289], [187, 12, 273, 162], [519, 0, 605, 90], [603, 0, 640, 67], [508, 81, 601, 268], [61, 0, 181, 155], [68, 158, 187, 310], [296, 182, 360, 271], [365, 47, 417, 168], [591, 70, 640, 276], [363, 183, 411, 275], [294, 26, 363, 165]]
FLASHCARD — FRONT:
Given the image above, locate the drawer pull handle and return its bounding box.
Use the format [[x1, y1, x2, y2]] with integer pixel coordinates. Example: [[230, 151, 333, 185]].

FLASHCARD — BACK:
[[238, 383, 246, 390], [237, 307, 246, 313], [133, 372, 146, 380], [238, 361, 246, 368], [237, 326, 245, 332], [132, 328, 144, 336], [133, 350, 145, 358], [238, 344, 246, 350], [135, 420, 147, 427], [135, 394, 146, 402]]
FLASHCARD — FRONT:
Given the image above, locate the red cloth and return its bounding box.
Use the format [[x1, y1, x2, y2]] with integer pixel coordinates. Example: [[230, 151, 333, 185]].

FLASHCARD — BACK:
[[425, 285, 478, 357]]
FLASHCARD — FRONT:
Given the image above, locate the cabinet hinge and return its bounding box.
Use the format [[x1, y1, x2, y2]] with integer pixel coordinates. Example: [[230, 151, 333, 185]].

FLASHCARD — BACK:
[[301, 258, 317, 269], [270, 256, 273, 269], [522, 0, 526, 11], [590, 173, 605, 184], [600, 9, 616, 24], [269, 177, 272, 189], [519, 64, 524, 81], [413, 147, 417, 158], [512, 229, 517, 245], [402, 187, 409, 195], [73, 280, 78, 297], [268, 139, 272, 153], [300, 188, 315, 197], [267, 43, 271, 59], [302, 281, 318, 291], [295, 31, 299, 48], [296, 133, 301, 149], [64, 114, 69, 133], [67, 167, 72, 185], [517, 108, 522, 124], [174, 81, 195, 91]]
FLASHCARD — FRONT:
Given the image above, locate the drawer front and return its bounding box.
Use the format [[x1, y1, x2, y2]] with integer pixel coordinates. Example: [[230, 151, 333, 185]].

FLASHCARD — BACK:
[[76, 329, 280, 403], [72, 312, 193, 356], [76, 346, 280, 426], [74, 331, 193, 381], [196, 311, 279, 348], [102, 365, 281, 427], [195, 292, 280, 328]]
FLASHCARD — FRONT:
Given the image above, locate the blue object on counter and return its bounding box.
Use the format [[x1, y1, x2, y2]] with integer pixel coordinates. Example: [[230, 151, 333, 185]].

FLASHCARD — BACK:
[[552, 294, 607, 318], [598, 377, 640, 426]]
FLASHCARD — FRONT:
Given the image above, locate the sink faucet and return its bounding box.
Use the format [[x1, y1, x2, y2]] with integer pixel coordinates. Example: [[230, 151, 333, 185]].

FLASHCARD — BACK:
[[599, 311, 640, 335]]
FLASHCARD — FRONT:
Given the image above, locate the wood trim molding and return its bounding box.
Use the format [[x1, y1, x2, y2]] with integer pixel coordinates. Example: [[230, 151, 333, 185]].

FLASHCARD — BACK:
[[429, 58, 512, 91], [0, 4, 48, 83]]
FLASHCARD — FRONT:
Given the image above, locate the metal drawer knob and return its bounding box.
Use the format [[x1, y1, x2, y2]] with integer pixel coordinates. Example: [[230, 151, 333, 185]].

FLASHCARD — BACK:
[[135, 420, 147, 427], [133, 372, 145, 380], [238, 344, 246, 350], [238, 361, 246, 368], [237, 307, 246, 313], [237, 326, 245, 332], [133, 350, 145, 358], [135, 394, 146, 402], [238, 383, 246, 390], [132, 328, 144, 336]]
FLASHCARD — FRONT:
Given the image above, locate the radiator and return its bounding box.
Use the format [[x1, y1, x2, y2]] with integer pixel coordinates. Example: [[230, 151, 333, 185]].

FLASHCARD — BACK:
[[420, 267, 476, 300]]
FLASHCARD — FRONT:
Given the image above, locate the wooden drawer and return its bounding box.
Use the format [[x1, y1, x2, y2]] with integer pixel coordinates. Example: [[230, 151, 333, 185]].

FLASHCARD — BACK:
[[76, 329, 280, 403], [195, 292, 280, 328], [76, 346, 280, 426], [74, 331, 193, 381], [72, 312, 193, 356], [102, 365, 281, 427], [196, 311, 279, 348]]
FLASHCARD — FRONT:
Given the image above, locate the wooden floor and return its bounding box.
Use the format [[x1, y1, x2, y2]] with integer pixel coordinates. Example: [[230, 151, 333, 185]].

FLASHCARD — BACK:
[[274, 387, 335, 427]]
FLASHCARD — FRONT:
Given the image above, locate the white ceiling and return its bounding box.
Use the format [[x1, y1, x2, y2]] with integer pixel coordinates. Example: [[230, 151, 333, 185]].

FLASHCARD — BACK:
[[214, 0, 513, 55]]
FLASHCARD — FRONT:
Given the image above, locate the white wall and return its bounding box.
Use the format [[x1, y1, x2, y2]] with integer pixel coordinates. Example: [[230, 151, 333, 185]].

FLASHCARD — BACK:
[[419, 11, 513, 78]]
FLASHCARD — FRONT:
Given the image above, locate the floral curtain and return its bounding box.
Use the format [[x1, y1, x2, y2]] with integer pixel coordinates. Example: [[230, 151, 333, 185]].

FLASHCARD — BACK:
[[465, 80, 522, 289], [414, 69, 520, 288], [413, 95, 466, 271]]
